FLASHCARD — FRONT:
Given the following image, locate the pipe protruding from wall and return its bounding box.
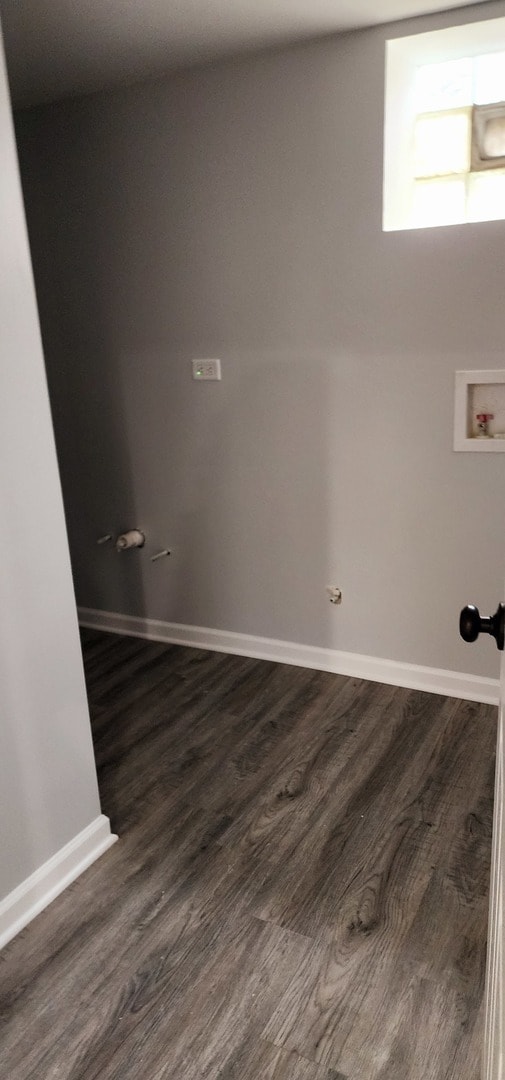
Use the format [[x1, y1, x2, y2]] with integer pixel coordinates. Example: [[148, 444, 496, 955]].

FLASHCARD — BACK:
[[116, 529, 145, 551]]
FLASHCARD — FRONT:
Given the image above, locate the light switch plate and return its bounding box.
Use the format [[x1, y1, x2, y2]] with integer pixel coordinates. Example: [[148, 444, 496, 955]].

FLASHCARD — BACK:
[[192, 359, 221, 380]]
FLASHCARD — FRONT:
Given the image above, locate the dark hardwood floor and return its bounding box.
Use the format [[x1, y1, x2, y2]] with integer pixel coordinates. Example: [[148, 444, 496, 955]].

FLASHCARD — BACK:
[[0, 629, 496, 1079]]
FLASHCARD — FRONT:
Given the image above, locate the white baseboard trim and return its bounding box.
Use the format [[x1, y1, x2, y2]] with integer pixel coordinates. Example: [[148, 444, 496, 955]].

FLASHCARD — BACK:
[[0, 814, 117, 951], [78, 607, 499, 706]]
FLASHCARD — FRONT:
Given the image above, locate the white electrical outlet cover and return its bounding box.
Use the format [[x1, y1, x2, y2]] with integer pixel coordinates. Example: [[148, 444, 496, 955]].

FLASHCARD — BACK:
[[191, 359, 221, 380]]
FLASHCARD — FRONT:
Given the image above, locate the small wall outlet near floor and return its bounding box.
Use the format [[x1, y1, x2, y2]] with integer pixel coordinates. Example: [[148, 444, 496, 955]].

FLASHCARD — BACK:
[[192, 359, 221, 380], [327, 586, 342, 605]]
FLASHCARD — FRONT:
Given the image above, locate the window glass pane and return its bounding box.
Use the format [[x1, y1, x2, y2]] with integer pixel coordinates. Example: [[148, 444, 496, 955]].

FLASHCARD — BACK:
[[415, 58, 473, 112], [481, 114, 505, 159], [474, 51, 505, 106], [414, 111, 471, 178], [468, 170, 505, 221], [412, 178, 466, 228]]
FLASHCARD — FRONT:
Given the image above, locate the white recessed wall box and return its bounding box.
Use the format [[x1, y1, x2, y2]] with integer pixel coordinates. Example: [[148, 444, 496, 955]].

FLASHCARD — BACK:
[[454, 370, 505, 451]]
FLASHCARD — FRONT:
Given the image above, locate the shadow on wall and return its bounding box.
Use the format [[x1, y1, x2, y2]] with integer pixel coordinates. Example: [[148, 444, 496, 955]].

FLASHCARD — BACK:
[[114, 346, 336, 643], [14, 101, 337, 643], [15, 104, 147, 618]]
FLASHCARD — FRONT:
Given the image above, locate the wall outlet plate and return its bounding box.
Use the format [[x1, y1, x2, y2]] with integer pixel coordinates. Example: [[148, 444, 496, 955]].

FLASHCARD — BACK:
[[192, 359, 221, 380]]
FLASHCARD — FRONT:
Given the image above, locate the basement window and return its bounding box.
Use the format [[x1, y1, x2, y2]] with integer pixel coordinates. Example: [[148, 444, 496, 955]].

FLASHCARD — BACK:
[[384, 17, 505, 230]]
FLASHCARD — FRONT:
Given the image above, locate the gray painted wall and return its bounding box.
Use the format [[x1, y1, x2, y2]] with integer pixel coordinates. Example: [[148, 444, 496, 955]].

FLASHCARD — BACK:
[[14, 2, 505, 680], [0, 26, 102, 902]]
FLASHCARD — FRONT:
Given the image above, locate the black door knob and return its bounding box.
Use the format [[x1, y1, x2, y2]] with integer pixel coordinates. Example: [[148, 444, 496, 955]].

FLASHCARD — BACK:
[[459, 603, 505, 651]]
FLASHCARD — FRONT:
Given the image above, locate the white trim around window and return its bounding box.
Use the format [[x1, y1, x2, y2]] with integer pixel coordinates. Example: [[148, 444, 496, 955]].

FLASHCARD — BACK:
[[384, 15, 505, 232]]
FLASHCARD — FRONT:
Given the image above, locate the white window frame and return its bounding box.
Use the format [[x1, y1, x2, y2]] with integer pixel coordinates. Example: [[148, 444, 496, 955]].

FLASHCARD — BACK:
[[383, 15, 505, 232]]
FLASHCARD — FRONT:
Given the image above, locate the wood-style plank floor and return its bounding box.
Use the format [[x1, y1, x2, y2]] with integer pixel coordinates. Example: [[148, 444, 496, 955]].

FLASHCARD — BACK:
[[0, 629, 496, 1079]]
